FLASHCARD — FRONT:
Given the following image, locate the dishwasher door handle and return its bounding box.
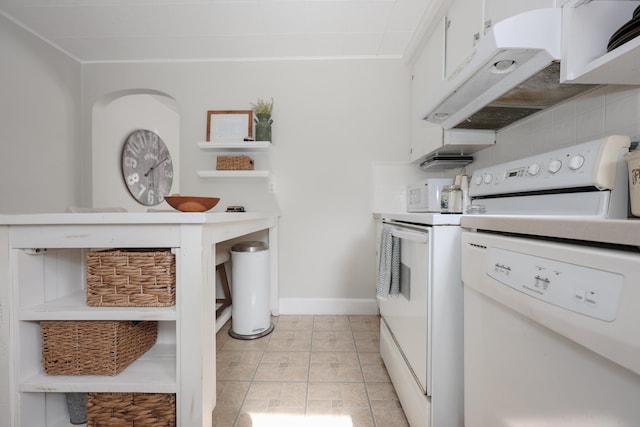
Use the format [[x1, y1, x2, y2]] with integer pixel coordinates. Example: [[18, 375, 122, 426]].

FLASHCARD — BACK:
[[391, 229, 429, 243]]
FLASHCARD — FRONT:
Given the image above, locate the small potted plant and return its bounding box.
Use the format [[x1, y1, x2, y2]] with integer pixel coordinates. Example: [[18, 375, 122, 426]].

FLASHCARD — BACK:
[[251, 98, 273, 142]]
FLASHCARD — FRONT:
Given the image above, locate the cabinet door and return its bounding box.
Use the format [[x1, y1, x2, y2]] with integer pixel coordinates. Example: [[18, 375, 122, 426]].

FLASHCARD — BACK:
[[410, 17, 445, 163], [445, 0, 483, 79], [484, 0, 555, 33]]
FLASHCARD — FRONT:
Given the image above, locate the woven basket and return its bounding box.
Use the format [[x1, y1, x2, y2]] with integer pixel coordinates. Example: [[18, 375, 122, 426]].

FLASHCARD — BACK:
[[41, 320, 157, 375], [216, 155, 254, 170], [87, 392, 176, 427], [86, 249, 176, 307]]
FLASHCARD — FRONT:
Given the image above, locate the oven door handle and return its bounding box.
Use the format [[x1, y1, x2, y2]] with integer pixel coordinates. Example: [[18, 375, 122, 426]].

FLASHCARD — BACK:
[[391, 229, 428, 243]]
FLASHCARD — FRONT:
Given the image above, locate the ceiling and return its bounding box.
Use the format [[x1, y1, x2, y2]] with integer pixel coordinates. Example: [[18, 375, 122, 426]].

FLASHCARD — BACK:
[[0, 0, 435, 63]]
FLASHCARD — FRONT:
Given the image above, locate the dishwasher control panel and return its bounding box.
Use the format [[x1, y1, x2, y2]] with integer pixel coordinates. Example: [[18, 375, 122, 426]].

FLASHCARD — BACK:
[[487, 247, 623, 321]]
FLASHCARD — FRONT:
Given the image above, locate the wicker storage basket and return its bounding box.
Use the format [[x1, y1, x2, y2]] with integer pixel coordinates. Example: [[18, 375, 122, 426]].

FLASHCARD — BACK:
[[41, 320, 158, 375], [216, 155, 254, 170], [86, 249, 176, 307], [87, 392, 176, 427]]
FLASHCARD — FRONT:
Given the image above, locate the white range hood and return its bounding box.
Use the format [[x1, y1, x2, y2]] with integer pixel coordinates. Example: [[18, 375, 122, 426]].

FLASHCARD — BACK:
[[419, 129, 495, 170], [422, 8, 597, 131]]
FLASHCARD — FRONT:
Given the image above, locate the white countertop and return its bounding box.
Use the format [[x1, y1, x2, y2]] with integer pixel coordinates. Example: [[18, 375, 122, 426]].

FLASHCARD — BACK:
[[0, 211, 278, 225], [376, 211, 462, 226], [461, 215, 640, 247]]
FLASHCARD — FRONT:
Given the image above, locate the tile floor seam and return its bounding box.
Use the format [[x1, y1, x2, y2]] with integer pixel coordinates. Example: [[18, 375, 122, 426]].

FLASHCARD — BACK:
[[353, 321, 378, 427], [356, 315, 379, 426], [233, 330, 270, 427], [305, 318, 315, 415], [231, 380, 249, 427]]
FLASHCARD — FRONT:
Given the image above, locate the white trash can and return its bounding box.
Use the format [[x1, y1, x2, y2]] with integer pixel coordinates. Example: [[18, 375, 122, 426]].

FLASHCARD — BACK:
[[229, 241, 274, 339]]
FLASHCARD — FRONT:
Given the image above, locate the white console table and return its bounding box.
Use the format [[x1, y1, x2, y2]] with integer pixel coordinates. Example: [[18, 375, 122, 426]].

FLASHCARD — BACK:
[[0, 212, 279, 427]]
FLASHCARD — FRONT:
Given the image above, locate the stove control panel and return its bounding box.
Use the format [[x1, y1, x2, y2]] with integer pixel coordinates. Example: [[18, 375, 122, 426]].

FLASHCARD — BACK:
[[487, 247, 623, 321], [470, 135, 630, 197]]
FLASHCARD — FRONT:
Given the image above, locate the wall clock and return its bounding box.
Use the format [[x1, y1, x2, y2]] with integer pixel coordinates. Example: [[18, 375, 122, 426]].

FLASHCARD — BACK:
[[121, 129, 174, 206]]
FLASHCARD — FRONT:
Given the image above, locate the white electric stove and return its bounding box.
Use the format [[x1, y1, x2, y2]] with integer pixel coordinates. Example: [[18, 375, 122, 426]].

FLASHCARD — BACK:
[[378, 208, 463, 427], [468, 134, 631, 218]]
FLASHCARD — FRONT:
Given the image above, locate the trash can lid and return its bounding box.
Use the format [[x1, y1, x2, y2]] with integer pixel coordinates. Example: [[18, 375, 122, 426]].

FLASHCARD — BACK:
[[231, 241, 269, 252]]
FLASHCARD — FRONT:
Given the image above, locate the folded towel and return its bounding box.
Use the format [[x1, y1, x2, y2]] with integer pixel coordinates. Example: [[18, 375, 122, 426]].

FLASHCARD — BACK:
[[377, 224, 400, 299]]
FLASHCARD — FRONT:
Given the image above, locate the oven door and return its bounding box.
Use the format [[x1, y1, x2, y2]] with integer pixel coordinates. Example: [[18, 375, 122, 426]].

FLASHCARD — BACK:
[[379, 222, 432, 395]]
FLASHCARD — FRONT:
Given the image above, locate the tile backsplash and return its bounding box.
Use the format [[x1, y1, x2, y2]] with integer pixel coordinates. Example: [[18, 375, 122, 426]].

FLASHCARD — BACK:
[[469, 85, 640, 174]]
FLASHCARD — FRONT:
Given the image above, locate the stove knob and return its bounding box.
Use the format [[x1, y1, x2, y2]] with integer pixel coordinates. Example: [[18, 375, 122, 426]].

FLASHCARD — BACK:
[[548, 160, 562, 174], [568, 155, 585, 170], [483, 173, 493, 184], [474, 175, 483, 186], [527, 163, 541, 176]]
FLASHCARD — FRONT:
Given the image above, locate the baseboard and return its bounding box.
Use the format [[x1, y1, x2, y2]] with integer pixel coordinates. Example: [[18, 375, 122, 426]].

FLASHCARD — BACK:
[[215, 306, 231, 332], [278, 298, 379, 315]]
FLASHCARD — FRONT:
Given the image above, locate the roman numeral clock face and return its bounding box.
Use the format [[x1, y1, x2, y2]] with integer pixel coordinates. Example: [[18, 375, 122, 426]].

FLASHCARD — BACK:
[[121, 129, 174, 206]]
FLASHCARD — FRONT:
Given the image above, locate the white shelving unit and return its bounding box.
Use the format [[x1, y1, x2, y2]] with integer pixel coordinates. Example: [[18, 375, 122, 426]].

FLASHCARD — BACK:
[[197, 141, 271, 151], [20, 343, 176, 393], [20, 291, 177, 321], [561, 0, 640, 84], [3, 213, 279, 427], [197, 141, 272, 179], [197, 170, 270, 178], [13, 243, 177, 427]]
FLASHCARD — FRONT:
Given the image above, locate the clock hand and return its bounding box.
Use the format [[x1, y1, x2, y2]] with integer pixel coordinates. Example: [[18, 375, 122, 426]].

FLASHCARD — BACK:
[[144, 157, 169, 177], [147, 159, 159, 204]]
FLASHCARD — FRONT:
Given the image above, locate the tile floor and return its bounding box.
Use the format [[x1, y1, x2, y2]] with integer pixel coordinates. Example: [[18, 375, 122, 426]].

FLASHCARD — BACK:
[[213, 315, 410, 427]]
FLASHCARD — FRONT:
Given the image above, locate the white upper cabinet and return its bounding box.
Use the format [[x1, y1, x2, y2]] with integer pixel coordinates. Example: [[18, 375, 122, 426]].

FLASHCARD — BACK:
[[561, 0, 640, 84], [444, 0, 483, 79], [409, 0, 555, 162], [410, 17, 445, 163], [484, 0, 555, 35]]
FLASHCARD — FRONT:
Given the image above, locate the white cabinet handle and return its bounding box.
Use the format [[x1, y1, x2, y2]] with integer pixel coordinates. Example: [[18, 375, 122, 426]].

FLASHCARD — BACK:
[[391, 229, 429, 243]]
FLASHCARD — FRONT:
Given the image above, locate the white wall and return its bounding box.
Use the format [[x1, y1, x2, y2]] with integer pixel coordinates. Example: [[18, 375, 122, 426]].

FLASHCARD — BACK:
[[0, 15, 82, 213], [0, 15, 82, 427], [81, 59, 412, 312], [92, 92, 181, 211]]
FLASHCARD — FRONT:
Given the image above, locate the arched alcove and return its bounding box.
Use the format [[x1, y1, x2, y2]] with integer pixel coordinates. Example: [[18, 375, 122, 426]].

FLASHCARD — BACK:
[[91, 90, 180, 211]]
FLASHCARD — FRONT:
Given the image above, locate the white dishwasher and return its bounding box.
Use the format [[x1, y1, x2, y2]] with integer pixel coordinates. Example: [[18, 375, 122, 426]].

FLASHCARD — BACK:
[[462, 231, 640, 426]]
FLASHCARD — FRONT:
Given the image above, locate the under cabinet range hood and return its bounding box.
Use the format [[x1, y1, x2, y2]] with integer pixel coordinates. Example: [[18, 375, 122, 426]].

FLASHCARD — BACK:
[[419, 129, 495, 170], [423, 8, 597, 131]]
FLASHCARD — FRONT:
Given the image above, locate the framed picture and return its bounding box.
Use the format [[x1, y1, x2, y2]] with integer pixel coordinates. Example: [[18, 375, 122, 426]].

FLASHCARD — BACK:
[[206, 110, 253, 142]]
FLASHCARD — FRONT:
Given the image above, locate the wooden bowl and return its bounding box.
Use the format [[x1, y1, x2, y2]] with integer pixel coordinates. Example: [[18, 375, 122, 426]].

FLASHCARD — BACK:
[[164, 196, 220, 212]]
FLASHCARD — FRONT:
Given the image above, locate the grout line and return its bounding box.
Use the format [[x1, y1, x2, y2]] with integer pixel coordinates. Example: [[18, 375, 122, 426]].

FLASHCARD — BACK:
[[305, 316, 318, 415], [231, 321, 272, 427], [230, 380, 250, 427], [352, 318, 379, 427]]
